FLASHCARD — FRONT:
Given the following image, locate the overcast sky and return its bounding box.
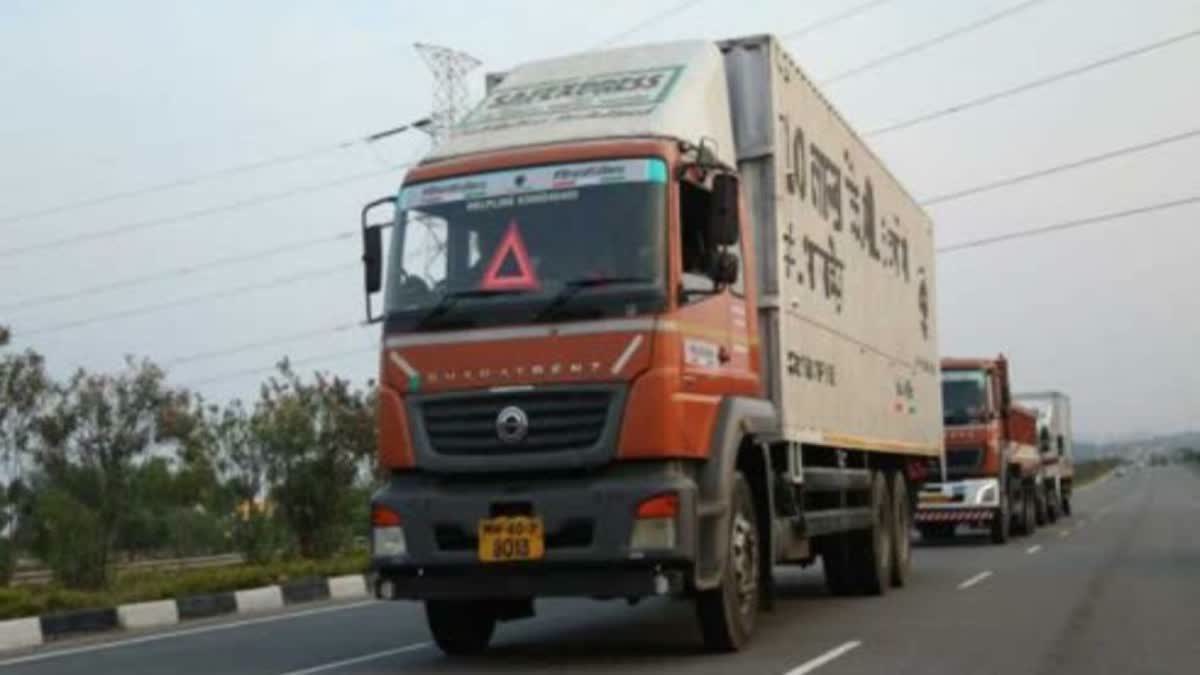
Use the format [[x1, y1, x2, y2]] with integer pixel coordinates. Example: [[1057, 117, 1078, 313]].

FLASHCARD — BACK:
[[1, 0, 1197, 440]]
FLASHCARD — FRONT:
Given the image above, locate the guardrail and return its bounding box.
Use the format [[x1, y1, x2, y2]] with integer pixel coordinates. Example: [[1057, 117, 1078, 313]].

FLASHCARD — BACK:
[[11, 553, 245, 586]]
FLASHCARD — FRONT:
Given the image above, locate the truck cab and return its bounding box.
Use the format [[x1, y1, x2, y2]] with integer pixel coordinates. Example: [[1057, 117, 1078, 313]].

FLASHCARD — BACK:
[[917, 356, 1041, 543]]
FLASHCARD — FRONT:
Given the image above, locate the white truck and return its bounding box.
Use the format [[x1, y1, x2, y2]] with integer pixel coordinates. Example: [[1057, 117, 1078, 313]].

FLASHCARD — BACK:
[[1016, 391, 1075, 520], [362, 34, 943, 653]]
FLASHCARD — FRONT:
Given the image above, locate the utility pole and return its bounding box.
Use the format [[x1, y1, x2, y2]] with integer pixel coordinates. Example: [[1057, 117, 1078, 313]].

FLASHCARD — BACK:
[[413, 43, 482, 146]]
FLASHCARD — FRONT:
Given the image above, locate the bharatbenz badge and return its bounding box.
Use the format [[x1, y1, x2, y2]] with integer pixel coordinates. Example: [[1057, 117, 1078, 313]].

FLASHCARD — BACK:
[[458, 65, 685, 131]]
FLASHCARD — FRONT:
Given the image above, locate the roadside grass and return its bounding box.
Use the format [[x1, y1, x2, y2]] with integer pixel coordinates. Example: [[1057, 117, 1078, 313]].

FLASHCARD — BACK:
[[1075, 458, 1122, 487], [0, 551, 367, 621]]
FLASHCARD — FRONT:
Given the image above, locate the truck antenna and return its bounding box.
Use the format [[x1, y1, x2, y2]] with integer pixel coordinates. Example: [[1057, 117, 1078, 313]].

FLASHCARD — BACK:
[[413, 43, 483, 146]]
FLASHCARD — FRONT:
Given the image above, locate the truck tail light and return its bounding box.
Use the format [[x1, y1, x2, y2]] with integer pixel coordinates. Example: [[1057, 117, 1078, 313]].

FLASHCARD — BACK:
[[635, 493, 678, 519], [631, 493, 678, 552], [371, 505, 406, 557], [371, 505, 403, 527]]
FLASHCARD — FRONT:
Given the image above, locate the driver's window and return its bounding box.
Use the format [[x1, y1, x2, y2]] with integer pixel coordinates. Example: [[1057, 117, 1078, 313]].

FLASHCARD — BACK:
[[679, 180, 715, 299], [398, 210, 448, 294]]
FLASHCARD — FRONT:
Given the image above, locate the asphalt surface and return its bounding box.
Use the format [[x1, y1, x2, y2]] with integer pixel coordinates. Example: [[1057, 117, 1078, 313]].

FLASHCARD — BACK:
[[2, 465, 1196, 674]]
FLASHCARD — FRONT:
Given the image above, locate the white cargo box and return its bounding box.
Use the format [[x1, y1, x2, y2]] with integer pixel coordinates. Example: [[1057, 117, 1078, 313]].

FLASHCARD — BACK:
[[721, 35, 942, 457]]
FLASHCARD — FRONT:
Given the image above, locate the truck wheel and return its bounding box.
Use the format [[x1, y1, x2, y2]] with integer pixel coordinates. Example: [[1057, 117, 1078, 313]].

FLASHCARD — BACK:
[[889, 472, 911, 588], [696, 472, 759, 652], [848, 470, 891, 595], [821, 533, 855, 596], [1061, 494, 1072, 517], [1035, 485, 1048, 526], [425, 599, 496, 656], [1046, 489, 1060, 524], [990, 492, 1010, 545], [1016, 487, 1036, 536]]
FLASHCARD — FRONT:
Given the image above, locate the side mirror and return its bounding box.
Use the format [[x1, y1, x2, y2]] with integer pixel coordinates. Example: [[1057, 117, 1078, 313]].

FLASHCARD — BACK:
[[361, 196, 397, 323], [363, 225, 383, 294], [1039, 429, 1051, 454], [709, 174, 740, 246], [711, 250, 739, 287]]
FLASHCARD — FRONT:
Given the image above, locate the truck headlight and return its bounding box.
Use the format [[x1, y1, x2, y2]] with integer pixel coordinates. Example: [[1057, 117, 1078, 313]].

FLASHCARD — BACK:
[[976, 483, 998, 505], [372, 505, 407, 557], [630, 493, 678, 552]]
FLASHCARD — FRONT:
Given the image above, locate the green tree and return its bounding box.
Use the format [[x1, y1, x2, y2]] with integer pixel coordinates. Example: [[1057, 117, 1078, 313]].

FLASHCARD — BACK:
[[253, 361, 375, 559], [0, 349, 50, 584], [33, 357, 188, 588]]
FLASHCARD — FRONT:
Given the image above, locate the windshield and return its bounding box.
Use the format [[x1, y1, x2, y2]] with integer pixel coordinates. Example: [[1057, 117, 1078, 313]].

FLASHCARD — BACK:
[[942, 369, 992, 425], [384, 158, 668, 330]]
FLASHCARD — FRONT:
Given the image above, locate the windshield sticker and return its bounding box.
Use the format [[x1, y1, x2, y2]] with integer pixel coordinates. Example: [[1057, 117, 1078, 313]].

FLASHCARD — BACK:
[[481, 221, 539, 291], [401, 159, 664, 210], [457, 65, 684, 132]]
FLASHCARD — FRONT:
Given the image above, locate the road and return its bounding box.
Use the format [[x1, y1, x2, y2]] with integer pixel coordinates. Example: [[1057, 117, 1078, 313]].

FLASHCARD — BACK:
[[2, 466, 1196, 674]]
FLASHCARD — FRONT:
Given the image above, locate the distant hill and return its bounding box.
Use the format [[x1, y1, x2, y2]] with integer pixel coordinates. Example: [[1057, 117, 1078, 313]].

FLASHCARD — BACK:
[[1074, 430, 1200, 460]]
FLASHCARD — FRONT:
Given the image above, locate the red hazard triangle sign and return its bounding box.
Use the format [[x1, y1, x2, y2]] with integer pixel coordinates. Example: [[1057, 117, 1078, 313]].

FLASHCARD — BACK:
[[481, 221, 540, 291]]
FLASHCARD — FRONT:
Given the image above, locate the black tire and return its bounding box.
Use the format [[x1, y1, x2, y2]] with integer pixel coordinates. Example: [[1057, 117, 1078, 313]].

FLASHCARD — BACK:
[[1015, 486, 1036, 536], [990, 491, 1010, 545], [821, 533, 856, 596], [1035, 485, 1048, 526], [1061, 492, 1072, 517], [425, 599, 496, 656], [1046, 487, 1060, 524], [889, 472, 911, 587], [696, 472, 759, 652], [847, 470, 891, 596]]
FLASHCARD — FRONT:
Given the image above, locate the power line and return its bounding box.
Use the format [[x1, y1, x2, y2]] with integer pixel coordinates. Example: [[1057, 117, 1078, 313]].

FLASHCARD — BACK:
[[183, 345, 376, 388], [782, 0, 901, 41], [165, 321, 366, 367], [0, 231, 356, 313], [937, 193, 1200, 254], [593, 0, 709, 49], [0, 163, 409, 262], [921, 127, 1200, 206], [14, 262, 356, 338], [821, 0, 1049, 85], [866, 26, 1200, 137], [181, 193, 1200, 385], [0, 119, 428, 228]]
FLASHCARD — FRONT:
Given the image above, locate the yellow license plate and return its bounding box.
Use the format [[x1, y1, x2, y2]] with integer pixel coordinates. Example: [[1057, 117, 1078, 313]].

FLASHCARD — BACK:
[[920, 493, 951, 503], [478, 516, 545, 563]]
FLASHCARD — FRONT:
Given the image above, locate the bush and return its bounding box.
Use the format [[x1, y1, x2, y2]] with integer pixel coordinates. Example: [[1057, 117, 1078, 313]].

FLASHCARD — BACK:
[[0, 550, 369, 620], [34, 489, 109, 590], [232, 512, 287, 565], [165, 508, 227, 558], [0, 538, 14, 587]]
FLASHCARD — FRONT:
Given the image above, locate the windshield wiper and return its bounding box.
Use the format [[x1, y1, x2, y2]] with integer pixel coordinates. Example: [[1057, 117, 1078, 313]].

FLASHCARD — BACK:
[[533, 276, 651, 323], [416, 288, 529, 328]]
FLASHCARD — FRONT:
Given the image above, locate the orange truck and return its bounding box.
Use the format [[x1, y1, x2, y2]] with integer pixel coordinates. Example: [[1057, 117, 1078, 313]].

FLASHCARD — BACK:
[[916, 356, 1042, 543], [359, 35, 943, 654]]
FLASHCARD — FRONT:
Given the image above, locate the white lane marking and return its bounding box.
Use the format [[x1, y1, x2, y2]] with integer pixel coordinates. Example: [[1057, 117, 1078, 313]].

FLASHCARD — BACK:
[[783, 640, 863, 675], [957, 571, 993, 590], [277, 642, 431, 675], [1059, 529, 1072, 538], [610, 334, 644, 374], [0, 600, 379, 668], [1026, 545, 1042, 554]]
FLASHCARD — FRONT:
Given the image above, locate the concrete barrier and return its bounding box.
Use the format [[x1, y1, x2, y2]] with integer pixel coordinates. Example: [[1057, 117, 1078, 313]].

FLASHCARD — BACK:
[[328, 574, 368, 600], [0, 617, 42, 651], [117, 599, 179, 630], [234, 585, 283, 613]]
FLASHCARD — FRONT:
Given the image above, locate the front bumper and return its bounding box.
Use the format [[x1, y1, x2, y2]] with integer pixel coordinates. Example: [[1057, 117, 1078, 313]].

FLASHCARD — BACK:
[[370, 461, 698, 600], [916, 478, 1001, 522]]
